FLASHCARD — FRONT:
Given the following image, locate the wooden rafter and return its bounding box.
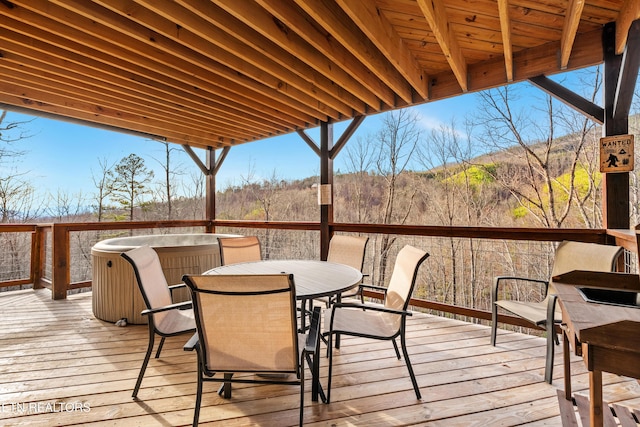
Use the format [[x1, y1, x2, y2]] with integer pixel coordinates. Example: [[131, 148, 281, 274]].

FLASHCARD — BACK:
[[416, 0, 467, 92], [613, 20, 640, 120], [336, 0, 429, 100], [0, 1, 629, 149], [209, 0, 380, 111], [528, 75, 604, 124], [257, 0, 396, 109], [497, 0, 513, 82], [294, 0, 414, 105], [616, 0, 640, 55], [560, 0, 586, 69]]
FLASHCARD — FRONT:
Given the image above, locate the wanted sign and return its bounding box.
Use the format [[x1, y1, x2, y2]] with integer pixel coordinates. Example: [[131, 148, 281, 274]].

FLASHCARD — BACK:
[[600, 134, 634, 173]]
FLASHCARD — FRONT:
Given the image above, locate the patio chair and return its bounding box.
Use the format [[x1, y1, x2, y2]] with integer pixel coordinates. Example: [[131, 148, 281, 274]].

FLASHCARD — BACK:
[[324, 245, 429, 403], [314, 234, 369, 308], [217, 235, 261, 265], [120, 246, 196, 398], [183, 273, 321, 427], [491, 240, 623, 383]]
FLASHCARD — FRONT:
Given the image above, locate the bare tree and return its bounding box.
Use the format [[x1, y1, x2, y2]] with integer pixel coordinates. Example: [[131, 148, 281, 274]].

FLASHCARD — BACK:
[[46, 189, 87, 221], [0, 110, 40, 222], [181, 171, 205, 220], [372, 110, 421, 285], [471, 84, 591, 228], [152, 141, 183, 220], [91, 157, 116, 222], [240, 165, 283, 259], [340, 135, 376, 223]]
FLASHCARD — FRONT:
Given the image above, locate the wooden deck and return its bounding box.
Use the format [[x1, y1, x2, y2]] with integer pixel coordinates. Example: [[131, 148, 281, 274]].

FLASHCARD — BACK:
[[0, 289, 638, 426]]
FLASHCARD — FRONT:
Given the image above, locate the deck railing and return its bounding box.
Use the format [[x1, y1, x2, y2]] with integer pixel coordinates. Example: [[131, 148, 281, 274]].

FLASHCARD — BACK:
[[0, 221, 635, 331]]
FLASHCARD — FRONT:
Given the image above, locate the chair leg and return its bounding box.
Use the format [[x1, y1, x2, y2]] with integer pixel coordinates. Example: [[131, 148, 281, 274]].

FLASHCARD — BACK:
[[401, 331, 421, 400], [490, 302, 498, 346], [326, 332, 333, 404], [133, 326, 156, 398], [545, 295, 558, 384], [391, 338, 401, 359], [154, 336, 166, 358], [222, 373, 232, 399], [544, 330, 555, 384], [299, 356, 305, 427], [193, 359, 203, 427]]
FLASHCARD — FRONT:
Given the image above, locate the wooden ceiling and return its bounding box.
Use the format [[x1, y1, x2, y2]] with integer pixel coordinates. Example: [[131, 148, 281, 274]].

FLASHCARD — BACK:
[[0, 0, 638, 149]]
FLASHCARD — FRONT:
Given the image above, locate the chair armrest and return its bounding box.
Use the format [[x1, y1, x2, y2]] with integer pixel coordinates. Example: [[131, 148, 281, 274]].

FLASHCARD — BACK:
[[141, 300, 192, 316], [168, 283, 188, 301], [183, 332, 199, 351], [331, 301, 412, 317], [492, 275, 550, 304], [358, 283, 387, 293]]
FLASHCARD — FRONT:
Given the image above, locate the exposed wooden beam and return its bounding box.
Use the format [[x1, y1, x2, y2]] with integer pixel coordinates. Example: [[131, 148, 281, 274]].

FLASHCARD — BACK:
[[136, 0, 365, 117], [257, 0, 396, 109], [294, 0, 414, 105], [182, 145, 210, 176], [1, 102, 167, 141], [616, 0, 640, 55], [297, 129, 321, 157], [77, 0, 343, 119], [336, 0, 428, 100], [613, 20, 640, 120], [209, 0, 380, 111], [6, 1, 316, 129], [497, 0, 513, 82], [528, 75, 604, 124], [559, 0, 585, 69], [416, 0, 468, 92], [331, 115, 366, 159]]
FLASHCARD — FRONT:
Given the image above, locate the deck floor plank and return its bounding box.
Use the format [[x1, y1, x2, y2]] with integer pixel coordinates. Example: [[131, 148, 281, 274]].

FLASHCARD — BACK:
[[0, 289, 638, 426]]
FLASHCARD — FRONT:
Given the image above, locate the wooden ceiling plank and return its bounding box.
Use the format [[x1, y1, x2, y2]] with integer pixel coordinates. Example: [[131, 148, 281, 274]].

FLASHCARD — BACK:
[[257, 0, 397, 109], [560, 0, 585, 70], [178, 0, 378, 113], [416, 0, 468, 92], [294, 0, 414, 105], [0, 85, 225, 148], [497, 0, 513, 82], [0, 61, 259, 140], [127, 0, 360, 118], [431, 28, 603, 101], [616, 0, 640, 55], [3, 2, 318, 129], [0, 34, 293, 137], [0, 19, 304, 140], [48, 0, 339, 120], [336, 0, 428, 100], [0, 72, 241, 144]]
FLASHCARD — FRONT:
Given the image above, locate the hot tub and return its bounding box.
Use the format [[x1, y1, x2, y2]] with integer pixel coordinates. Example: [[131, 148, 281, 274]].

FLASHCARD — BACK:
[[91, 233, 241, 324]]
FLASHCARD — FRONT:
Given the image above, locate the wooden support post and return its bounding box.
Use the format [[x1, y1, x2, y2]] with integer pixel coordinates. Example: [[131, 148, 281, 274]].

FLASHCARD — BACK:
[[51, 223, 70, 300], [30, 226, 45, 289], [320, 121, 334, 260], [602, 22, 630, 229], [205, 147, 215, 233]]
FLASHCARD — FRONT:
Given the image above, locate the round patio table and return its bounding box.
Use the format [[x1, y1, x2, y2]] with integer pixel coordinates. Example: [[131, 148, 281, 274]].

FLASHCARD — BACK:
[[205, 259, 362, 298], [204, 259, 363, 328]]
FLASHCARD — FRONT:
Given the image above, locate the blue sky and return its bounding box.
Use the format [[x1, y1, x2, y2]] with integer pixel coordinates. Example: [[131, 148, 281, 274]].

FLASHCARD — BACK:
[[2, 66, 600, 205]]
